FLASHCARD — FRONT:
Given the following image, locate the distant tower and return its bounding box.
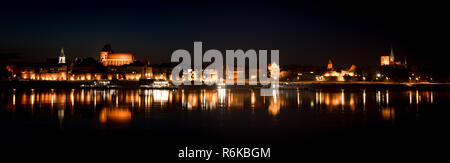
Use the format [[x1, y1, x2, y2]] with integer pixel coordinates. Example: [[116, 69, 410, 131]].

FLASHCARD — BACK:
[[389, 47, 395, 63], [404, 58, 407, 65], [327, 59, 333, 70], [58, 48, 66, 64]]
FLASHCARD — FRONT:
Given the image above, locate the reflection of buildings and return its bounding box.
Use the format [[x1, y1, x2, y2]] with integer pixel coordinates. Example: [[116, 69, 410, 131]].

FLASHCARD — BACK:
[[181, 89, 222, 110], [179, 89, 255, 110], [307, 90, 356, 111], [268, 96, 280, 116], [381, 107, 394, 121], [5, 88, 436, 126], [99, 107, 132, 124]]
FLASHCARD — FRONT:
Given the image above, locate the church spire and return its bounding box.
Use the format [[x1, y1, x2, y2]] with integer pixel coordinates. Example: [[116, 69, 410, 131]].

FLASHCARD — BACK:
[[60, 48, 65, 57], [59, 48, 66, 64], [389, 47, 395, 62]]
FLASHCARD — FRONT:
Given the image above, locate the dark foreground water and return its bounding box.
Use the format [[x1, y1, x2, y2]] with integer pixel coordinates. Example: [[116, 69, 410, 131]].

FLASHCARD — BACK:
[[1, 88, 449, 161]]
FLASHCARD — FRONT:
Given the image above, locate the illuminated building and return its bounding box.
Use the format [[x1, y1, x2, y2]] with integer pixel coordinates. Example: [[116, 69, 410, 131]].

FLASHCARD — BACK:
[[6, 46, 153, 81], [58, 48, 66, 64], [100, 44, 135, 66], [106, 61, 153, 80], [6, 65, 36, 80], [380, 56, 390, 66], [38, 65, 67, 81], [327, 59, 333, 70], [7, 48, 69, 81], [38, 49, 68, 80], [321, 59, 356, 81], [380, 47, 405, 66]]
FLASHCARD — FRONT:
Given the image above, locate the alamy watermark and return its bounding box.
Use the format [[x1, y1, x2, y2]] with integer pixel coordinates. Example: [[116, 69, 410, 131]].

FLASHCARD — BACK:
[[171, 42, 279, 96]]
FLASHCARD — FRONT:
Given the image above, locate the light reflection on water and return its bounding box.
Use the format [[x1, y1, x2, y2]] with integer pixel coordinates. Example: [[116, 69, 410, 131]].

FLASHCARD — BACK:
[[1, 88, 440, 127]]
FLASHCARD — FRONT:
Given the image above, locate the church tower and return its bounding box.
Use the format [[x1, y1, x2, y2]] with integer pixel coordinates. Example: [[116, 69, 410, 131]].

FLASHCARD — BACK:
[[327, 59, 333, 70], [58, 48, 66, 64], [389, 47, 395, 63]]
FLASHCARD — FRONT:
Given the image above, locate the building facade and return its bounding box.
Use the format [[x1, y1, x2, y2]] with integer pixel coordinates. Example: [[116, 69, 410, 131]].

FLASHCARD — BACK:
[[380, 48, 405, 66], [99, 44, 135, 66]]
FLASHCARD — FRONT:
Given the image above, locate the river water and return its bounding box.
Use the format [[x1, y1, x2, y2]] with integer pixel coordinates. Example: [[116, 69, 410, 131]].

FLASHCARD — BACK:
[[1, 88, 448, 160]]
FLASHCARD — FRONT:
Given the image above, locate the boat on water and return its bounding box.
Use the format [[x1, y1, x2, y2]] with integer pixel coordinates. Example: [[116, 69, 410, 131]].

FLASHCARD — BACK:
[[80, 80, 118, 88], [140, 79, 176, 89]]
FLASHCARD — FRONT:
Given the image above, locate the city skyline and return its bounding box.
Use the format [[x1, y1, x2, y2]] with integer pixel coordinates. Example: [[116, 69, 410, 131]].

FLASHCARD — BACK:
[[1, 1, 448, 161], [0, 44, 415, 68]]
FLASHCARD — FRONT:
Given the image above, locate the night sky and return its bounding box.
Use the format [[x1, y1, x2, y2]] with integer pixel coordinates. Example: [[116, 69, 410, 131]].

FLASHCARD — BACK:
[[0, 0, 446, 69]]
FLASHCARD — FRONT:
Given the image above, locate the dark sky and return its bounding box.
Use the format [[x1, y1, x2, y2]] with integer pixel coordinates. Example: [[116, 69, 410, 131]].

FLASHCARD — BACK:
[[0, 0, 446, 68]]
